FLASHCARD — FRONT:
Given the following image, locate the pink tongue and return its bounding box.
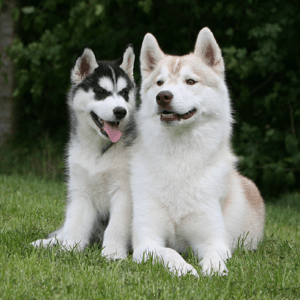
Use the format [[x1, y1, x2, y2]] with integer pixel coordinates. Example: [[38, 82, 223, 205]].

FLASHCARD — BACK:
[[103, 121, 122, 143]]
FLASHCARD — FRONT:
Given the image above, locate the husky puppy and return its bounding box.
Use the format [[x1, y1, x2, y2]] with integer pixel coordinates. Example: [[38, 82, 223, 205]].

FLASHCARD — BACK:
[[131, 28, 265, 276], [31, 45, 136, 259]]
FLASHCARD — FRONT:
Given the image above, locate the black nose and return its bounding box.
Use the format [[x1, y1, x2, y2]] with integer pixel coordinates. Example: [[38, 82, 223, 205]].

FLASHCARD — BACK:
[[156, 91, 173, 109], [113, 107, 127, 120]]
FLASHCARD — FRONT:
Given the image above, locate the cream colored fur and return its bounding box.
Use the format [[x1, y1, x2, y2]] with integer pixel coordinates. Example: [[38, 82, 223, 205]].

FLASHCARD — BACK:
[[131, 28, 265, 276]]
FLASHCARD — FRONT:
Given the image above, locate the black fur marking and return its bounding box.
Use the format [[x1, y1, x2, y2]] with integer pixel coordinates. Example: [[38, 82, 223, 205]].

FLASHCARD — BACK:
[[123, 43, 134, 55], [118, 88, 129, 102], [68, 58, 136, 154], [115, 57, 123, 66], [73, 60, 134, 102], [123, 113, 138, 147], [89, 213, 110, 246], [94, 87, 112, 101]]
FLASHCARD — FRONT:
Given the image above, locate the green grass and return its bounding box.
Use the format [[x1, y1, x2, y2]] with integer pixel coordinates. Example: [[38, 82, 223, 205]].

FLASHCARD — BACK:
[[0, 174, 299, 299]]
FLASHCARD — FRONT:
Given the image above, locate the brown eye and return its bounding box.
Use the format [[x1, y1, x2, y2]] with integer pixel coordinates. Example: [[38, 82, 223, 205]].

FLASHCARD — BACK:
[[186, 79, 196, 85], [157, 80, 164, 86]]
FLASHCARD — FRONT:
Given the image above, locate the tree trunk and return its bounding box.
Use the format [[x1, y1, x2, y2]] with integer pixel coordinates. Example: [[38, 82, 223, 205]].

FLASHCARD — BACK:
[[0, 1, 15, 146]]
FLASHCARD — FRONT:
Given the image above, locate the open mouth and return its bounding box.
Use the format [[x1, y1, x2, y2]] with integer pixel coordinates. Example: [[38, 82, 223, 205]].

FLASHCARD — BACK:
[[160, 108, 197, 122], [90, 111, 122, 143]]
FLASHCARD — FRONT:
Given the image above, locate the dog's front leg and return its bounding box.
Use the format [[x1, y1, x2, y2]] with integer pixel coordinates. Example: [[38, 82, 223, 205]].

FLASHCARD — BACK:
[[132, 200, 199, 277], [101, 188, 132, 260], [31, 190, 97, 251], [58, 190, 98, 251], [184, 206, 232, 276]]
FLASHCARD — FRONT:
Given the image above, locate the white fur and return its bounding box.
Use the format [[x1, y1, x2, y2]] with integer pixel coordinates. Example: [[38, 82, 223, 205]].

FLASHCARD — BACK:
[[117, 77, 127, 92], [99, 77, 114, 92], [31, 47, 136, 260], [131, 28, 265, 276]]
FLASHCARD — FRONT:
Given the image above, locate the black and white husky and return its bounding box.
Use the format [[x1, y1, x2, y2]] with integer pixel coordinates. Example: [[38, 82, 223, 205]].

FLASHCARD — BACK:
[[31, 45, 136, 259]]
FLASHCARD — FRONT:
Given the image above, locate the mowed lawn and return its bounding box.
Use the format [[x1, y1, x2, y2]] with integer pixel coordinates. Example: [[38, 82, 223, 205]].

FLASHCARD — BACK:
[[0, 174, 299, 299]]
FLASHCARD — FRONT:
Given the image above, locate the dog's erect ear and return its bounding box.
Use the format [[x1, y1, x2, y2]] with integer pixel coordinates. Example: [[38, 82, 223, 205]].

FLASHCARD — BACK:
[[119, 44, 135, 81], [194, 28, 224, 74], [71, 48, 98, 84], [140, 33, 164, 79]]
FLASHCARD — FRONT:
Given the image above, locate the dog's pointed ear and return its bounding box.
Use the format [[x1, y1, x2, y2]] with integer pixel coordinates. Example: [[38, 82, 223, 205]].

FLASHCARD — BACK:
[[119, 44, 135, 81], [194, 28, 224, 74], [140, 33, 164, 79], [71, 48, 98, 84]]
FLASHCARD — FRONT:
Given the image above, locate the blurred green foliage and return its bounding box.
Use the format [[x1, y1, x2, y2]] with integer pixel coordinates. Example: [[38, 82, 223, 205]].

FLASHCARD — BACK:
[[4, 0, 300, 195]]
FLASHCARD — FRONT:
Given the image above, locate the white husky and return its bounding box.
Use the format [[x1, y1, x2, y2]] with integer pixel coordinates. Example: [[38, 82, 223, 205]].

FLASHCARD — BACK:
[[31, 45, 136, 259], [131, 28, 265, 276]]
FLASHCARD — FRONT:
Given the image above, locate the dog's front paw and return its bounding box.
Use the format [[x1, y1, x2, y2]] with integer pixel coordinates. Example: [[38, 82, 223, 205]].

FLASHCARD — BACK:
[[101, 246, 127, 261], [133, 247, 199, 277], [30, 238, 57, 248], [167, 260, 199, 277], [164, 249, 199, 277], [30, 238, 85, 252], [200, 252, 228, 276]]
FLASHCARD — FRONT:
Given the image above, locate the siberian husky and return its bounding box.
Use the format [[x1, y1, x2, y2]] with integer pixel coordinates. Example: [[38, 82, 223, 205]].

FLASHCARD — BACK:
[[131, 28, 265, 276], [31, 45, 136, 260]]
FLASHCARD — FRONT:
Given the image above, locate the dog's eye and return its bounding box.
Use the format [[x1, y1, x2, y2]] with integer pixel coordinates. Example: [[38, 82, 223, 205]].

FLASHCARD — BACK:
[[96, 88, 106, 94], [121, 88, 129, 96], [186, 79, 197, 85], [157, 80, 164, 86]]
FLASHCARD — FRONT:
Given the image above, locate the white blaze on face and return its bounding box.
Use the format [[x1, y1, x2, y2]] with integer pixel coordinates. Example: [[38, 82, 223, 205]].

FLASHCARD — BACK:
[[156, 66, 169, 83], [102, 77, 129, 142], [99, 77, 114, 92], [98, 76, 128, 94], [95, 76, 130, 143], [117, 77, 127, 93]]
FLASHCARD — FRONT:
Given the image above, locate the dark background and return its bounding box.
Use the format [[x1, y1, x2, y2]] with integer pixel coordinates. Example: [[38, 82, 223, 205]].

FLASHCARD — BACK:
[[4, 0, 300, 196]]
